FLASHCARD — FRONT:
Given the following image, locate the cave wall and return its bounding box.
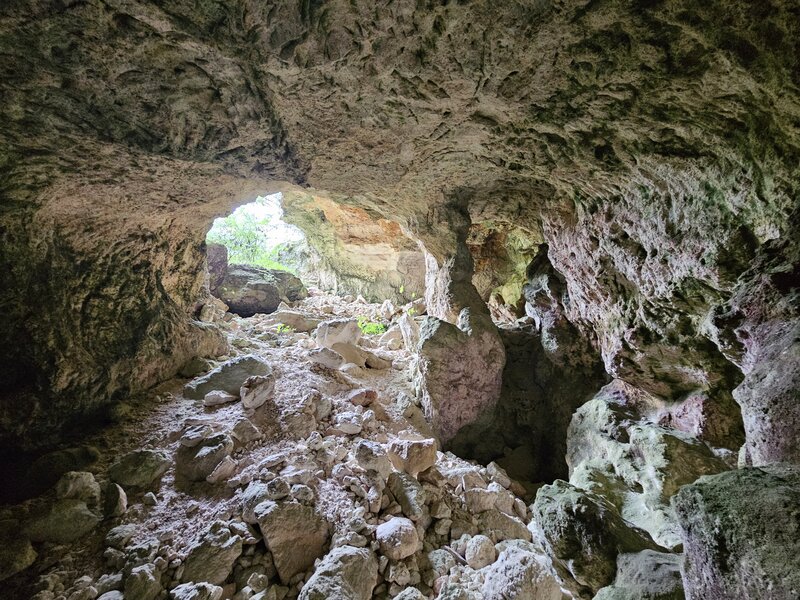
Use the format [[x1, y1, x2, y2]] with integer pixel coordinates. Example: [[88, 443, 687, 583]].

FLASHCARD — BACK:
[[1, 0, 798, 474], [281, 191, 425, 303]]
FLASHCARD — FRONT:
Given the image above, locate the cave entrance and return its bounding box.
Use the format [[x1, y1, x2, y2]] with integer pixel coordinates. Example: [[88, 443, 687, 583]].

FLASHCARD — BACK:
[[205, 194, 314, 318]]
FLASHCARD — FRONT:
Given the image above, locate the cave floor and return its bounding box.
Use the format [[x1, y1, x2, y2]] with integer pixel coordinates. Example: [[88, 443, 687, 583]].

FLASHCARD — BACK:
[[7, 290, 547, 600]]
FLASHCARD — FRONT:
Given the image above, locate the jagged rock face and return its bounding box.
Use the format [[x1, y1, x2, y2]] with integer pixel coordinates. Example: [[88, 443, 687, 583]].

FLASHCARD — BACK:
[[673, 464, 800, 599], [281, 192, 425, 303], [0, 0, 798, 469]]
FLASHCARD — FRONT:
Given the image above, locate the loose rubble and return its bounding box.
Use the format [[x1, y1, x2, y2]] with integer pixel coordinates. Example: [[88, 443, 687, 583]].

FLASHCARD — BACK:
[[3, 289, 737, 600]]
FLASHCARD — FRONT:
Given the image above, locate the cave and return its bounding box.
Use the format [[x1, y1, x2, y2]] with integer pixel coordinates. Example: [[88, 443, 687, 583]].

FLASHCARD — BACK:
[[0, 1, 798, 599]]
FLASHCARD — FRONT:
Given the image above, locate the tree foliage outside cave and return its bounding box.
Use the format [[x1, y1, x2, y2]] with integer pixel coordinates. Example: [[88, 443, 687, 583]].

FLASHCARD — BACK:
[[206, 210, 294, 272]]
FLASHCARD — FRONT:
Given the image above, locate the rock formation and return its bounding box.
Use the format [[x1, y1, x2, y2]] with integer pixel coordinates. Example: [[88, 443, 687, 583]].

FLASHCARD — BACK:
[[0, 0, 798, 599]]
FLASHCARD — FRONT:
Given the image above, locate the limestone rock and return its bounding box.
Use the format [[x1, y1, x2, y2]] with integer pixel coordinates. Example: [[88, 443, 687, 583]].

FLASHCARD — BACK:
[[240, 374, 275, 410], [263, 310, 322, 333], [465, 535, 496, 569], [299, 545, 379, 600], [54, 471, 101, 505], [316, 319, 361, 349], [533, 480, 663, 599], [375, 517, 418, 560], [672, 464, 800, 600], [103, 482, 128, 518], [388, 438, 438, 477], [124, 563, 161, 600], [256, 501, 329, 584], [203, 390, 238, 407], [183, 355, 271, 400], [387, 472, 427, 521], [309, 347, 345, 369], [181, 521, 243, 585], [108, 450, 171, 489], [482, 543, 561, 600], [231, 418, 262, 444], [0, 521, 36, 582], [24, 499, 101, 544], [416, 312, 505, 442], [175, 433, 234, 482], [213, 264, 307, 317], [170, 582, 224, 600], [594, 550, 684, 600]]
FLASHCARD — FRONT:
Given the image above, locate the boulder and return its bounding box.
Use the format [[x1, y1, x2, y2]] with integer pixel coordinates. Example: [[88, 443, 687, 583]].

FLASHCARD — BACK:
[[482, 542, 561, 600], [316, 319, 361, 349], [181, 521, 243, 585], [24, 499, 101, 544], [202, 390, 237, 407], [108, 449, 171, 489], [387, 472, 427, 521], [54, 471, 101, 505], [299, 545, 379, 600], [231, 418, 262, 444], [388, 438, 438, 477], [375, 517, 418, 560], [263, 310, 321, 333], [0, 520, 36, 581], [416, 312, 506, 442], [175, 433, 234, 482], [672, 464, 800, 600], [170, 583, 224, 600], [103, 482, 128, 517], [183, 355, 271, 400], [465, 534, 496, 569], [566, 383, 729, 548], [240, 374, 275, 410], [309, 347, 345, 369], [256, 501, 329, 583], [213, 264, 307, 317], [124, 563, 161, 600], [533, 480, 663, 599], [594, 550, 684, 600]]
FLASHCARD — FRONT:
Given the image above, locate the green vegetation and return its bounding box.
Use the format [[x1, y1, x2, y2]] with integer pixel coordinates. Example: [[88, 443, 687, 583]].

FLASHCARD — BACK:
[[207, 210, 295, 273], [276, 324, 295, 335], [357, 316, 388, 335]]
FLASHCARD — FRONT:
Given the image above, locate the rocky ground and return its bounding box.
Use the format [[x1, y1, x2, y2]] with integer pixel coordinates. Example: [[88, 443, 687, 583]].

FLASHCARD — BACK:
[[2, 284, 798, 600], [1, 291, 565, 600]]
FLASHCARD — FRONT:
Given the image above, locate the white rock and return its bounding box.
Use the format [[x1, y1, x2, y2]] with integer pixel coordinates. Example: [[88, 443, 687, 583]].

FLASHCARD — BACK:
[[375, 517, 418, 560], [203, 390, 238, 407], [334, 412, 363, 435], [240, 375, 275, 409], [309, 347, 345, 369], [465, 535, 496, 569], [388, 438, 438, 477], [316, 319, 362, 349], [207, 456, 237, 484]]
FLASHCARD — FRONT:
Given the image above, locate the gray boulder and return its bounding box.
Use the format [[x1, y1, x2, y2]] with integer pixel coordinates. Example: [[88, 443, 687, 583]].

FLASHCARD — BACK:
[[108, 449, 171, 489], [0, 520, 36, 581], [594, 550, 684, 599], [24, 499, 101, 544], [213, 264, 307, 317], [533, 480, 664, 599], [181, 521, 243, 585], [256, 501, 329, 584], [299, 545, 378, 600], [170, 582, 223, 600], [482, 542, 561, 600], [175, 433, 234, 482], [183, 355, 271, 400], [672, 464, 800, 600]]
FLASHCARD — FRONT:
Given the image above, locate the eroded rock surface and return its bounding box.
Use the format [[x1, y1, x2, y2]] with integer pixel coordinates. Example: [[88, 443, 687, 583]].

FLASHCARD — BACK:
[[673, 464, 800, 600]]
